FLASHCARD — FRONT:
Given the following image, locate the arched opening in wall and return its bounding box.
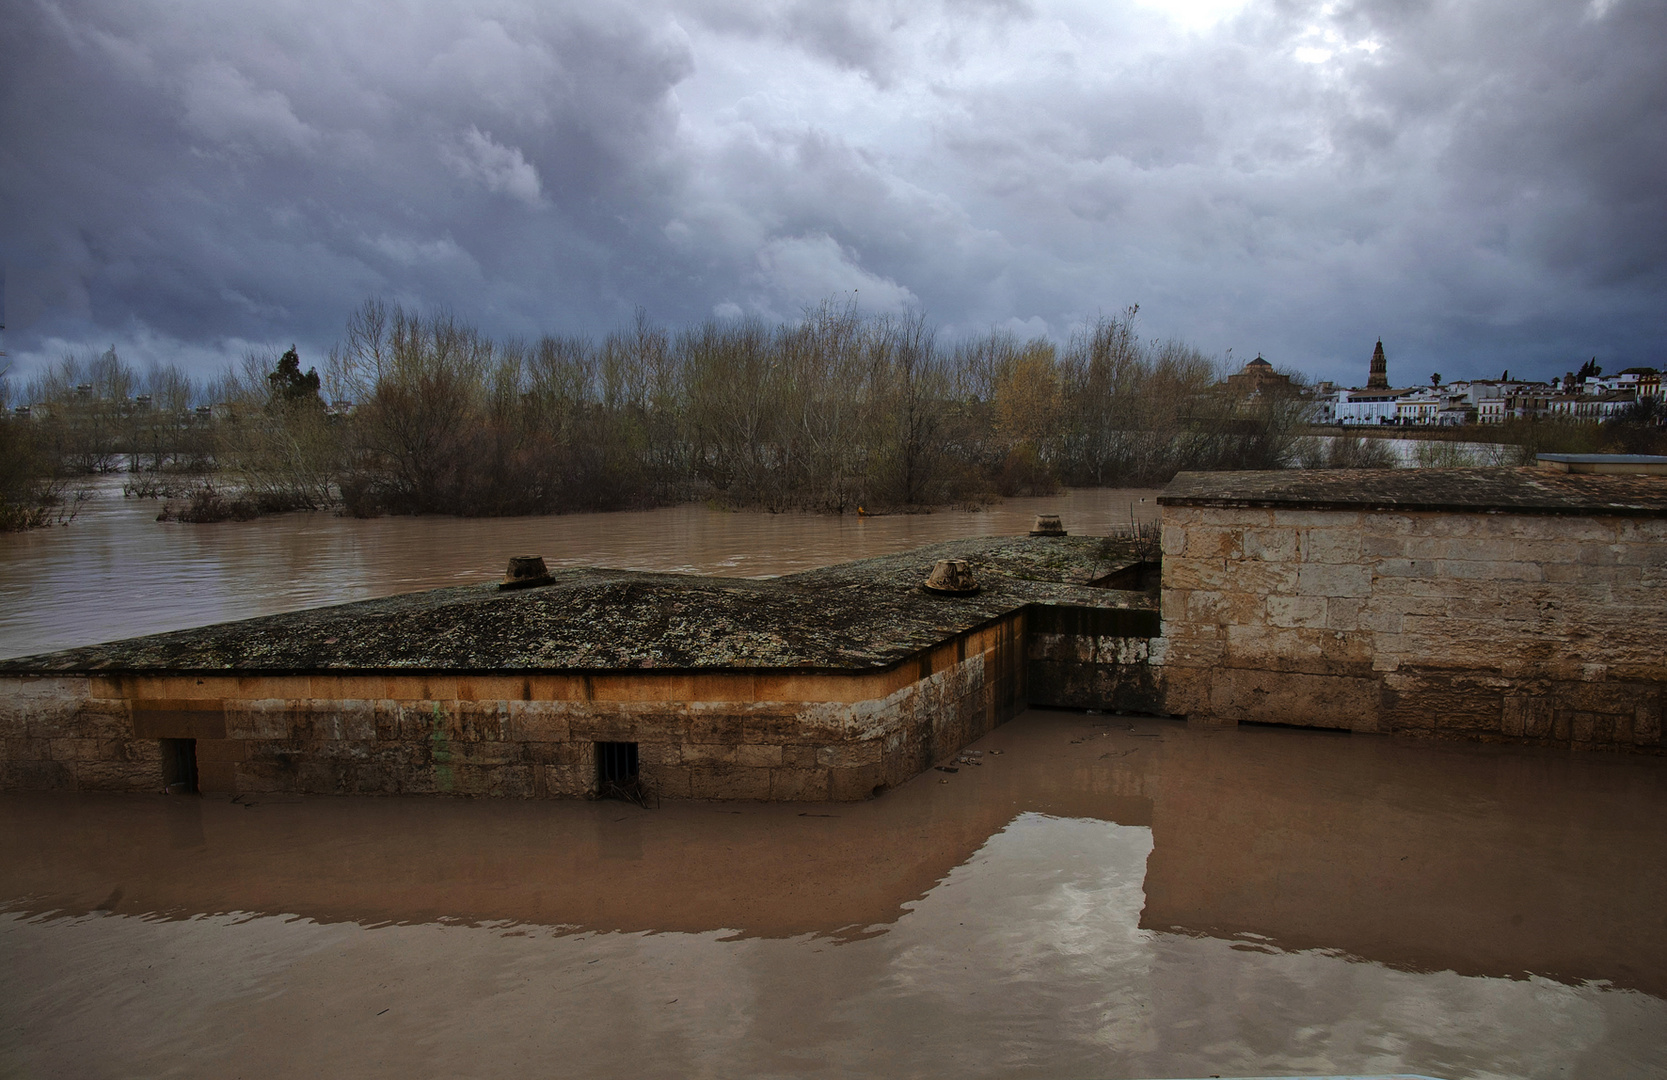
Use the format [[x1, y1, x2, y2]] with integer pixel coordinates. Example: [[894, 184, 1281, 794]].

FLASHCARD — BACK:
[[160, 738, 199, 794]]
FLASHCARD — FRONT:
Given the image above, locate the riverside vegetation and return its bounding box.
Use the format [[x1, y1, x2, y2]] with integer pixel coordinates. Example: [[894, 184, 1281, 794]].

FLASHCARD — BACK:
[[2, 300, 1660, 529]]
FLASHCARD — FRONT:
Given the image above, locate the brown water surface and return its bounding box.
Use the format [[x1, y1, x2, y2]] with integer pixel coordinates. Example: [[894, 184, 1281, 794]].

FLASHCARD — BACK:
[[4, 711, 1664, 1079], [0, 484, 1159, 659]]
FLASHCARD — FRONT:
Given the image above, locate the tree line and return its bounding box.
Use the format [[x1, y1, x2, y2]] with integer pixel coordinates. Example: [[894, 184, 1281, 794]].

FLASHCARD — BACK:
[[5, 300, 1314, 527]]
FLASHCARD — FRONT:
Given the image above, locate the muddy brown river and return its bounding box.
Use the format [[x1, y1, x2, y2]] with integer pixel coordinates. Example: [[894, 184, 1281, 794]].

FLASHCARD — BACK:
[[4, 490, 1666, 1078], [4, 712, 1666, 1079]]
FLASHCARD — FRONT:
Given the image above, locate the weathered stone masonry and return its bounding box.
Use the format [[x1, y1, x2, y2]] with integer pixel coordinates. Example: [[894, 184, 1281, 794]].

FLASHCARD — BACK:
[[0, 618, 1026, 800], [1, 536, 1141, 799], [8, 468, 1661, 802], [1150, 468, 1667, 751]]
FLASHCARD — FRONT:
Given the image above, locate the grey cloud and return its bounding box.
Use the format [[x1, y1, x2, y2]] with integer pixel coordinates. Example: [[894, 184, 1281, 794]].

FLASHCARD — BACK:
[[1, 0, 1662, 389]]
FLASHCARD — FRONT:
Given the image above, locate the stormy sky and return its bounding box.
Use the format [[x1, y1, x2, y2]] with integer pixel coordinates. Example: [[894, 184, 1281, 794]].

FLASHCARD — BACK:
[[2, 0, 1663, 388]]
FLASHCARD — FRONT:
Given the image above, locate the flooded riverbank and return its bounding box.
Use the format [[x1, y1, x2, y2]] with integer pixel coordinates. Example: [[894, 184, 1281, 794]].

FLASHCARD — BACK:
[[0, 485, 1159, 660], [5, 710, 1665, 1079]]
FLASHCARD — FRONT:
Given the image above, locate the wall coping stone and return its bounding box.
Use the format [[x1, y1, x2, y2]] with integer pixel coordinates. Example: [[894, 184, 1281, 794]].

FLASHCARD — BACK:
[[1159, 467, 1667, 518]]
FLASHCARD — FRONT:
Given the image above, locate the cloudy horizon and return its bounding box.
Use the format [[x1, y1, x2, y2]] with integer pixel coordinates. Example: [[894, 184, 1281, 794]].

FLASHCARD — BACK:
[[2, 0, 1663, 391]]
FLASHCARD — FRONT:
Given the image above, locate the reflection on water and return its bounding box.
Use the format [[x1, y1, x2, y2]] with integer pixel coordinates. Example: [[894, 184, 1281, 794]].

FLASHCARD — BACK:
[[4, 711, 1664, 1079], [0, 483, 1160, 659]]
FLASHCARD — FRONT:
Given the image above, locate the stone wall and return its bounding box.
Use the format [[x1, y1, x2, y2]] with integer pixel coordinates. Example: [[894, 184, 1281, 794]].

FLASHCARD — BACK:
[[1026, 604, 1162, 714], [1154, 504, 1666, 750], [0, 614, 1028, 799]]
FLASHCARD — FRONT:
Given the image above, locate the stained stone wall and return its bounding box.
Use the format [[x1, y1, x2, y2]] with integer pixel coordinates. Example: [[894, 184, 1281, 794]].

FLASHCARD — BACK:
[[1154, 504, 1667, 750], [1026, 604, 1163, 715], [0, 615, 1027, 799]]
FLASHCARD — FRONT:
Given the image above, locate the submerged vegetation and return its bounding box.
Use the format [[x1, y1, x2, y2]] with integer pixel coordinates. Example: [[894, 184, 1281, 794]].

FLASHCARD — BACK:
[[4, 299, 1662, 529]]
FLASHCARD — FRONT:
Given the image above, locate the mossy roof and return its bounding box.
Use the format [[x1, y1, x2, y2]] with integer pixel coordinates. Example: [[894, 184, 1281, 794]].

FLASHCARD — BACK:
[[0, 535, 1151, 676]]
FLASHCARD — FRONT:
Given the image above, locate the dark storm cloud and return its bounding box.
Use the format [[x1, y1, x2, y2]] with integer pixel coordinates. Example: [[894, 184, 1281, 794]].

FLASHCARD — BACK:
[[1, 0, 1662, 387]]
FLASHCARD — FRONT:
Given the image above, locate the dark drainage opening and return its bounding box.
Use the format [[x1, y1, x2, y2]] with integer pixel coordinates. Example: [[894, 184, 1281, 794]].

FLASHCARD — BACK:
[[597, 741, 638, 784], [595, 742, 655, 807], [160, 738, 199, 794]]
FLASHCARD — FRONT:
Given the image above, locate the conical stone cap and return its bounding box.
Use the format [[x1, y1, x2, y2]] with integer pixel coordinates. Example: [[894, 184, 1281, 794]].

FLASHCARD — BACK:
[[500, 554, 555, 590], [923, 558, 980, 596]]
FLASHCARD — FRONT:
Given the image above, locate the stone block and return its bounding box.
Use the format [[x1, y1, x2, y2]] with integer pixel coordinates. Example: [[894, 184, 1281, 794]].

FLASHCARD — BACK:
[[643, 764, 692, 799], [452, 701, 511, 742], [636, 741, 681, 766], [769, 767, 831, 801], [226, 701, 299, 740], [1635, 702, 1662, 745], [1325, 598, 1365, 631], [1243, 527, 1297, 562], [74, 757, 162, 792], [29, 698, 130, 740], [1270, 509, 1362, 529], [741, 713, 812, 743], [1298, 527, 1361, 564], [828, 764, 884, 801], [451, 741, 525, 766], [1361, 533, 1403, 559], [1570, 711, 1613, 744], [1266, 595, 1327, 629], [1202, 667, 1380, 729], [781, 744, 820, 768], [1438, 559, 1542, 582], [295, 759, 353, 794], [1184, 526, 1243, 560], [682, 743, 738, 765], [236, 757, 299, 793], [537, 763, 593, 798], [198, 761, 237, 794], [566, 714, 642, 743], [815, 741, 881, 768], [46, 737, 120, 762], [1295, 563, 1371, 598], [685, 714, 748, 744], [1372, 558, 1439, 579], [1384, 670, 1507, 735], [3, 736, 48, 762], [507, 701, 571, 742], [488, 765, 536, 798], [1502, 695, 1554, 738], [735, 743, 783, 767], [690, 764, 772, 800], [1178, 589, 1226, 623], [1575, 544, 1626, 568], [2, 758, 74, 791], [1224, 624, 1323, 666]]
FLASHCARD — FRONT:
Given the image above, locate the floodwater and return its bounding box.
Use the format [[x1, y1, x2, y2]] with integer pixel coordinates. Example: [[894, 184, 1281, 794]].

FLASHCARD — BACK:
[[0, 482, 1160, 659], [5, 711, 1665, 1079]]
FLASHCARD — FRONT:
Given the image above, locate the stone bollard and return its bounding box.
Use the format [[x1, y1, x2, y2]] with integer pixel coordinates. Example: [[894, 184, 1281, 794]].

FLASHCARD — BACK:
[[1030, 514, 1066, 536], [500, 554, 556, 590], [923, 558, 980, 595]]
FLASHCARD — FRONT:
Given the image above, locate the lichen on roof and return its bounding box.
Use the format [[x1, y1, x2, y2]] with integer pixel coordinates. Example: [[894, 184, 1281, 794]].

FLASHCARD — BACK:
[[0, 535, 1152, 676]]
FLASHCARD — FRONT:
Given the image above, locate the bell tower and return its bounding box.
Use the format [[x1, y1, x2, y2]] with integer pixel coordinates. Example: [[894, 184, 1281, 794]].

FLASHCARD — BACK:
[[1367, 340, 1389, 390]]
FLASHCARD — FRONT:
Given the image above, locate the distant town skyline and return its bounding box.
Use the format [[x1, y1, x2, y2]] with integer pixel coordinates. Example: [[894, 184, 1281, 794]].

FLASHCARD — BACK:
[[2, 0, 1663, 389]]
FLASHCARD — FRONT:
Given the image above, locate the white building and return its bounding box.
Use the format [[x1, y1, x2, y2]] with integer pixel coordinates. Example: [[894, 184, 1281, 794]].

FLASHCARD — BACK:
[[1335, 388, 1414, 425]]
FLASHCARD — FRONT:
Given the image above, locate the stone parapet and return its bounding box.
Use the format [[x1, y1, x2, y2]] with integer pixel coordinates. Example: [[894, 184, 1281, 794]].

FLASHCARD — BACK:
[[1152, 470, 1667, 751]]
